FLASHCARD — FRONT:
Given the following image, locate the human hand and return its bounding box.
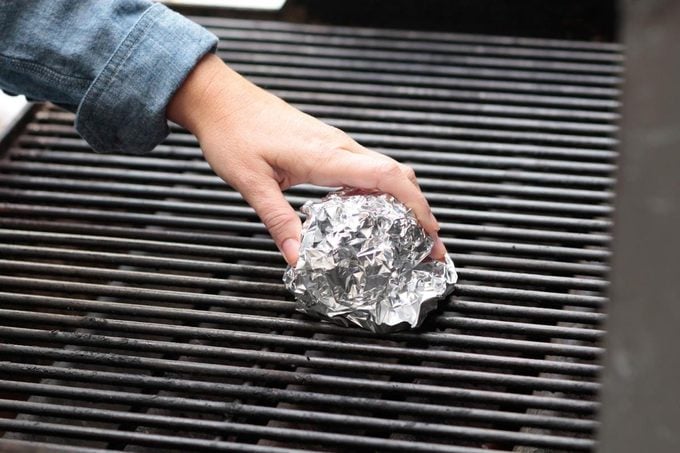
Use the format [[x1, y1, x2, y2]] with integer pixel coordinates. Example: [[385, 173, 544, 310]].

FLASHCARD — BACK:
[[168, 54, 446, 265]]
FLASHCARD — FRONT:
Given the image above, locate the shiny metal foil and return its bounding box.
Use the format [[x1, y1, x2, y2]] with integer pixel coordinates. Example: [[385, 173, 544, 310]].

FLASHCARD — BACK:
[[283, 189, 458, 333]]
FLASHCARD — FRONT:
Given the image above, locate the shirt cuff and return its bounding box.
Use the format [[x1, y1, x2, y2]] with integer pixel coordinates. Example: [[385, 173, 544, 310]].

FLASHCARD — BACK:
[[75, 4, 217, 154]]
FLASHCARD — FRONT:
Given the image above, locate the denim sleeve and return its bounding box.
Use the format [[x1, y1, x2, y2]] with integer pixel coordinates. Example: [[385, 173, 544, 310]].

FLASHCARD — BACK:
[[0, 1, 218, 153]]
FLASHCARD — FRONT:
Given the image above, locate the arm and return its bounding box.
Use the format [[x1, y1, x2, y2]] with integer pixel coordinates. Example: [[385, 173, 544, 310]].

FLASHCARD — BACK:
[[0, 1, 445, 265], [0, 0, 216, 153], [167, 54, 446, 265]]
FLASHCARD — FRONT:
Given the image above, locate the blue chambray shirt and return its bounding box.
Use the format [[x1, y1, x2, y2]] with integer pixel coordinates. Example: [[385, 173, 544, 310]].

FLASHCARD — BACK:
[[0, 0, 218, 153]]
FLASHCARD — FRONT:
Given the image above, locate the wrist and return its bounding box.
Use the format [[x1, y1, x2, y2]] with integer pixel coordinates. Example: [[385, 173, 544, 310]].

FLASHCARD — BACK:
[[167, 53, 245, 141]]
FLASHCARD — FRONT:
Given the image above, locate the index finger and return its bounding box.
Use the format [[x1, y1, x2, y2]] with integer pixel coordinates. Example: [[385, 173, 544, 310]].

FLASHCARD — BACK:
[[305, 149, 440, 235]]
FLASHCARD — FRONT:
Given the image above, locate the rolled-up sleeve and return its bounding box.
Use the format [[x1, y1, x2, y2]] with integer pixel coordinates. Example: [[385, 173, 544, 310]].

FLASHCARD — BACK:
[[0, 0, 218, 154]]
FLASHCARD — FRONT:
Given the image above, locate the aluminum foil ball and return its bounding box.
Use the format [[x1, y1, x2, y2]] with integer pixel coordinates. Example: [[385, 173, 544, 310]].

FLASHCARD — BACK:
[[283, 189, 458, 333]]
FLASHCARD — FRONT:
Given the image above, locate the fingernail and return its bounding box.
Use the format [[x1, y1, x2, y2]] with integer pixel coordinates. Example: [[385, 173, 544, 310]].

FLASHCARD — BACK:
[[429, 210, 440, 231], [430, 234, 447, 262], [281, 238, 300, 266]]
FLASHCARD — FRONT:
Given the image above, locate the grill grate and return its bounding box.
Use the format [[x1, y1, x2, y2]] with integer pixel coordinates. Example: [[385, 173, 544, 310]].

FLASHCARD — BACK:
[[0, 15, 620, 452]]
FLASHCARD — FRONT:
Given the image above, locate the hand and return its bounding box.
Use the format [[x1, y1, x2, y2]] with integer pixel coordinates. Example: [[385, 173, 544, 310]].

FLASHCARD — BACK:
[[168, 54, 446, 265]]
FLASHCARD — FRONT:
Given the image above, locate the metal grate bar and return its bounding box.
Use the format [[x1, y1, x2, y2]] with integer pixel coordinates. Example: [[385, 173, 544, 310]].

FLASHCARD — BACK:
[[0, 298, 602, 359], [221, 50, 622, 88], [0, 399, 593, 451], [258, 90, 620, 121], [0, 287, 602, 340], [209, 62, 624, 100], [0, 324, 599, 375], [1, 361, 599, 414], [0, 419, 312, 453], [0, 339, 598, 392], [0, 15, 617, 452], [0, 219, 610, 275], [0, 439, 109, 453], [212, 40, 622, 75], [10, 143, 619, 186], [222, 56, 621, 91], [0, 196, 611, 241], [28, 120, 619, 149], [0, 177, 614, 214], [0, 380, 595, 434], [37, 102, 618, 133], [16, 135, 617, 171], [1, 160, 617, 212], [1, 171, 616, 210], [207, 26, 623, 63], [0, 245, 607, 289], [188, 16, 623, 52]]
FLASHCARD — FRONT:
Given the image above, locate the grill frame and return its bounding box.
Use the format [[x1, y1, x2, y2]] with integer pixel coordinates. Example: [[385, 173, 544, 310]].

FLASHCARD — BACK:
[[0, 14, 620, 452]]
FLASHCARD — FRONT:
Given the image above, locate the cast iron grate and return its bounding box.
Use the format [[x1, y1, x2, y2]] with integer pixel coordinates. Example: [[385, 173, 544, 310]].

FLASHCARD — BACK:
[[0, 15, 621, 452]]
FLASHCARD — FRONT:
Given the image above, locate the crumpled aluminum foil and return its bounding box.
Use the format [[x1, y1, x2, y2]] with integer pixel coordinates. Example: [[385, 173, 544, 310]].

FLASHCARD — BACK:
[[283, 189, 457, 333]]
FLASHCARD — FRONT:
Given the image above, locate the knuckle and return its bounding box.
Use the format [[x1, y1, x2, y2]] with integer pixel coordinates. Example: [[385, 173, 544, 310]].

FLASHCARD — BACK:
[[262, 209, 297, 235], [307, 126, 350, 152], [327, 128, 358, 151], [402, 165, 417, 181], [377, 161, 402, 180], [326, 125, 349, 139]]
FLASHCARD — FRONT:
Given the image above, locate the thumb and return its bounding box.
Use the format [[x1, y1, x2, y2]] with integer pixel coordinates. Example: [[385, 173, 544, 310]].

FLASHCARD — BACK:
[[240, 177, 302, 266]]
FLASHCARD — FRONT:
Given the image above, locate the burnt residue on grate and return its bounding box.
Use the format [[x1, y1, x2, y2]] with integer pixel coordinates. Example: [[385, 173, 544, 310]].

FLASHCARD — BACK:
[[0, 15, 619, 453]]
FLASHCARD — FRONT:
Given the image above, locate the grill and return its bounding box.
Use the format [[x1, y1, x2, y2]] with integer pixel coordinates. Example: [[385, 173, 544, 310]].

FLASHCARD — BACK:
[[0, 14, 621, 453]]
